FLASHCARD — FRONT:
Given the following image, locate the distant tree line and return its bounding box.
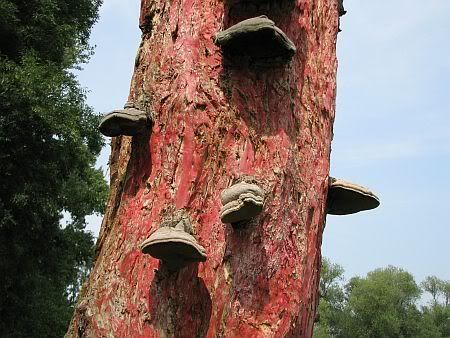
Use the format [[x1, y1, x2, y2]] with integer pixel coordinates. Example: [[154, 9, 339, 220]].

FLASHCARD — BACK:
[[314, 258, 450, 337], [0, 0, 106, 337]]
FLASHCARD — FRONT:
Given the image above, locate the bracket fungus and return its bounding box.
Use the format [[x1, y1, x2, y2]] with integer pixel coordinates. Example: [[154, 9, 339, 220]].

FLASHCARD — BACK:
[[140, 219, 206, 270], [220, 181, 265, 224], [338, 0, 346, 16], [214, 15, 296, 68], [327, 177, 380, 215], [338, 0, 346, 32], [98, 101, 151, 137]]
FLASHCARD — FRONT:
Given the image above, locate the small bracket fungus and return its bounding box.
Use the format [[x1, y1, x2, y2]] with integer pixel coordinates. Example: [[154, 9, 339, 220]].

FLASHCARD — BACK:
[[327, 177, 380, 215], [338, 0, 346, 16], [140, 219, 206, 270], [98, 101, 151, 137], [214, 15, 296, 68], [220, 181, 265, 224], [338, 0, 346, 32]]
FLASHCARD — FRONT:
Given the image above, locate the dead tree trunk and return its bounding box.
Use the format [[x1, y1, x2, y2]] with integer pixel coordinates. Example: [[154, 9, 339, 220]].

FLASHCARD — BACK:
[[67, 0, 339, 336]]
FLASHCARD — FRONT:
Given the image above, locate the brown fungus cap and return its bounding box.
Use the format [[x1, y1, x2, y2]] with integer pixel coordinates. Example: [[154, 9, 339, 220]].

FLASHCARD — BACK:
[[214, 15, 296, 68], [220, 181, 265, 224], [98, 101, 150, 137], [327, 177, 380, 215], [140, 220, 206, 270]]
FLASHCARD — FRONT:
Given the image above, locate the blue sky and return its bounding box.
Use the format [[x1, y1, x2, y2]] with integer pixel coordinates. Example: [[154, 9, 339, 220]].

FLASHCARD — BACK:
[[77, 0, 450, 283]]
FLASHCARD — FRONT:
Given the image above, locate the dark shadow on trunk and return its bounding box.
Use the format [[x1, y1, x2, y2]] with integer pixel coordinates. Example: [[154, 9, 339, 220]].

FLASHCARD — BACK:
[[149, 264, 212, 337]]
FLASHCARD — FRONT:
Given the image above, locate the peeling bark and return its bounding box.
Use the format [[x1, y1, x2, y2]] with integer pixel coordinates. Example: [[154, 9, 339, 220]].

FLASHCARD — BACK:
[[67, 0, 339, 336]]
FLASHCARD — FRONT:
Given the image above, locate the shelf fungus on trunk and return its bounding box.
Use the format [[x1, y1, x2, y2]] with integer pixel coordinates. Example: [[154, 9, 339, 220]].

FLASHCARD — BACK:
[[140, 219, 207, 271], [98, 101, 151, 137], [220, 181, 265, 225], [214, 15, 296, 68], [327, 177, 380, 215], [338, 0, 346, 32], [338, 0, 347, 16]]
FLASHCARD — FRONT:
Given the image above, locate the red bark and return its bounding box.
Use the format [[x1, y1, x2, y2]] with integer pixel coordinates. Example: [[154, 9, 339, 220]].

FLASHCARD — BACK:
[[67, 0, 339, 336]]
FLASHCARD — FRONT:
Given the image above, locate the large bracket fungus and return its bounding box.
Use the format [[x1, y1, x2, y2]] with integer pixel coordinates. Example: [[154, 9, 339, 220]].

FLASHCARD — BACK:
[[98, 101, 151, 137], [327, 177, 380, 215], [140, 218, 207, 271], [214, 15, 296, 68], [220, 181, 265, 224]]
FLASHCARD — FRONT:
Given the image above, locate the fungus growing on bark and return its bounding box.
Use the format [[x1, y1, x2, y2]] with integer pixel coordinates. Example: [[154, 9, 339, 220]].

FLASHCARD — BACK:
[[98, 101, 151, 137], [338, 0, 346, 16], [338, 0, 346, 32], [214, 15, 296, 68], [220, 181, 265, 224], [140, 219, 206, 270], [327, 177, 380, 215]]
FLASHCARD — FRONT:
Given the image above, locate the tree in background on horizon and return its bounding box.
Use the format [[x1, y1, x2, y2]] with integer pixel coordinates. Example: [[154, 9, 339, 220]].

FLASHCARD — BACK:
[[421, 276, 450, 336], [314, 258, 346, 337], [0, 0, 107, 337], [314, 259, 450, 337], [343, 266, 424, 337], [422, 276, 444, 307]]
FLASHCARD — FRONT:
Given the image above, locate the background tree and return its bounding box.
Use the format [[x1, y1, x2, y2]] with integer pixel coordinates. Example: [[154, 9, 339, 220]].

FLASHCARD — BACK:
[[421, 305, 450, 337], [343, 267, 423, 337], [421, 276, 450, 336], [0, 0, 106, 337], [314, 261, 447, 338], [421, 275, 443, 307], [440, 280, 450, 307], [319, 257, 345, 300], [314, 258, 346, 338]]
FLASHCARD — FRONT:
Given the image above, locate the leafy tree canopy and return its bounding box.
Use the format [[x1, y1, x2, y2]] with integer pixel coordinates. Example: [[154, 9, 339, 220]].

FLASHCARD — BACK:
[[0, 0, 101, 65], [314, 260, 449, 338], [344, 266, 422, 337], [315, 258, 346, 338], [0, 0, 105, 337], [421, 276, 443, 306]]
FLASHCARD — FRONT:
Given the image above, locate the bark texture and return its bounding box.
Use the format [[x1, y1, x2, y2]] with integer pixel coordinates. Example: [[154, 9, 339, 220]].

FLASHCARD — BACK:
[[67, 0, 339, 336]]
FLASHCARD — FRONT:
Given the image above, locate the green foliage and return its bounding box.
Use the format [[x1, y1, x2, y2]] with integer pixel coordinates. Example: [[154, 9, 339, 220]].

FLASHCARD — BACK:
[[315, 260, 449, 338], [441, 281, 450, 307], [0, 0, 102, 65], [421, 276, 450, 336], [315, 258, 346, 337], [422, 305, 450, 337], [422, 276, 444, 307], [320, 257, 345, 300], [344, 267, 422, 337], [0, 0, 105, 337]]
